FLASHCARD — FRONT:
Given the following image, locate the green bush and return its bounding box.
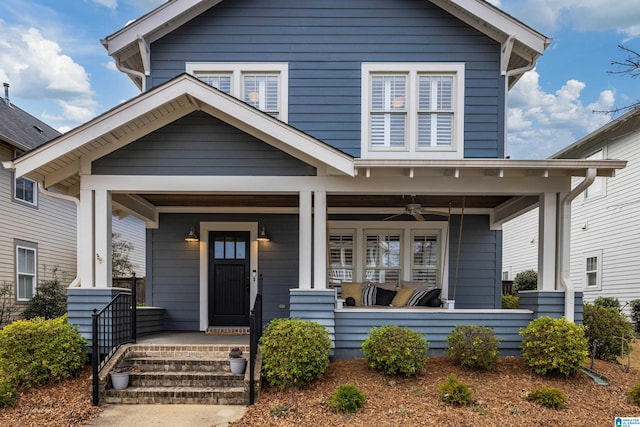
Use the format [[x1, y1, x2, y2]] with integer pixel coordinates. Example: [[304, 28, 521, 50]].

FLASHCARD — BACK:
[[22, 279, 67, 320], [0, 316, 86, 389], [520, 316, 588, 377], [583, 303, 635, 362], [593, 296, 620, 310], [446, 325, 501, 370], [260, 318, 331, 389], [627, 383, 640, 405], [438, 374, 473, 406], [502, 294, 519, 309], [527, 386, 568, 409], [513, 270, 537, 293], [328, 384, 366, 413], [630, 300, 640, 335], [0, 376, 19, 408], [361, 325, 428, 376]]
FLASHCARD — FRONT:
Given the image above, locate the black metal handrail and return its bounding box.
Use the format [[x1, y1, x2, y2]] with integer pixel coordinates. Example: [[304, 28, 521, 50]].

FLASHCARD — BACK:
[[91, 275, 137, 406], [249, 274, 264, 405]]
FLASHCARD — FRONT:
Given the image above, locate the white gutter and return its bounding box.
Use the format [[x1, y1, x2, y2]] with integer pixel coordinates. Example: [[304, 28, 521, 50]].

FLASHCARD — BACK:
[[37, 183, 82, 288], [558, 168, 597, 322]]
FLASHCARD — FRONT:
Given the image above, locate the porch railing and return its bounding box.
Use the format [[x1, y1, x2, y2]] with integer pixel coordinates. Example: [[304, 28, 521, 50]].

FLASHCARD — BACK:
[[91, 275, 138, 406], [249, 274, 263, 405]]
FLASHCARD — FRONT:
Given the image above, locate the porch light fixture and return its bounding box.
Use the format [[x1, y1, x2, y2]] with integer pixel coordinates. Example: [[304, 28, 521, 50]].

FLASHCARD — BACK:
[[185, 226, 199, 242], [257, 226, 270, 242]]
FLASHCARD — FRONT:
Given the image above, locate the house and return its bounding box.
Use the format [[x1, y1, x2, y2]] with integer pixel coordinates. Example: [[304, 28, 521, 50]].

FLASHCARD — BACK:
[[503, 107, 640, 315], [3, 0, 626, 357], [0, 83, 146, 324]]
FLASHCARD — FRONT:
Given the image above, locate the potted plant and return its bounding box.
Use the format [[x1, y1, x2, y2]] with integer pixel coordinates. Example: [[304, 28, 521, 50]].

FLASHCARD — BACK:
[[110, 360, 133, 390], [229, 347, 247, 374]]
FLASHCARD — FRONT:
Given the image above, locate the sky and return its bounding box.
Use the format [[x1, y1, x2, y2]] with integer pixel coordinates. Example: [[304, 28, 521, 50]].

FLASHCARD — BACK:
[[0, 0, 639, 159]]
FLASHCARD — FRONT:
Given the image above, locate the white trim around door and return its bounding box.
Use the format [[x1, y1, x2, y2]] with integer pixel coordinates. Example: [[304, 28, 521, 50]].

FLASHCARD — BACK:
[[199, 222, 258, 331]]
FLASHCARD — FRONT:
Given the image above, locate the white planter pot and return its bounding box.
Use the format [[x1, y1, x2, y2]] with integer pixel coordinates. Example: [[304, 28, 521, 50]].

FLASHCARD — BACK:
[[230, 358, 247, 374], [110, 371, 130, 390], [446, 300, 455, 310]]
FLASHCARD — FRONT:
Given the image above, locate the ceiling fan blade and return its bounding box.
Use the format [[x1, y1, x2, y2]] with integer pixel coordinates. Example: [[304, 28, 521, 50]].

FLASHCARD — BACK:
[[413, 212, 426, 221], [384, 213, 404, 221]]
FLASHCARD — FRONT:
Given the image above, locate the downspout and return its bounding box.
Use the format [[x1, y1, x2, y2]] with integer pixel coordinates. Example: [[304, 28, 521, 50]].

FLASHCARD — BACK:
[[559, 168, 597, 322], [37, 183, 82, 288]]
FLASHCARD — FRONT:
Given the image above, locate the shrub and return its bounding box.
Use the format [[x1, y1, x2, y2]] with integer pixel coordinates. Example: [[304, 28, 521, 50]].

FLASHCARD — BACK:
[[502, 294, 519, 309], [361, 325, 428, 376], [446, 325, 501, 370], [0, 376, 19, 408], [438, 374, 473, 406], [627, 383, 640, 405], [513, 270, 537, 293], [593, 296, 620, 310], [260, 318, 331, 389], [22, 279, 67, 320], [630, 300, 640, 335], [527, 386, 568, 409], [0, 316, 87, 389], [328, 384, 366, 413], [520, 316, 588, 377], [583, 303, 635, 362]]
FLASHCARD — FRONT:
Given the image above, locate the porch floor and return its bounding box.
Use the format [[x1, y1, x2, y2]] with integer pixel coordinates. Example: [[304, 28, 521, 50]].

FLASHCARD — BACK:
[[137, 331, 250, 346]]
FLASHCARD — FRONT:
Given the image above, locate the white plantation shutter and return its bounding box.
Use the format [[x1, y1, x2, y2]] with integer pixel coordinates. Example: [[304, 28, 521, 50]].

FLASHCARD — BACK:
[[370, 75, 406, 149], [412, 234, 438, 285], [418, 75, 454, 148], [244, 74, 279, 118], [365, 232, 401, 283], [194, 73, 232, 94]]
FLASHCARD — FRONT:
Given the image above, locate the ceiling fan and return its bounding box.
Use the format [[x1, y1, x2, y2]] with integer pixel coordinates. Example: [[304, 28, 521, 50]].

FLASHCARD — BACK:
[[383, 202, 449, 221]]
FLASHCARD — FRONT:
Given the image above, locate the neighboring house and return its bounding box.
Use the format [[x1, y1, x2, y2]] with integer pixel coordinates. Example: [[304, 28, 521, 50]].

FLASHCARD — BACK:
[[0, 83, 76, 321], [503, 108, 640, 315], [4, 0, 626, 356]]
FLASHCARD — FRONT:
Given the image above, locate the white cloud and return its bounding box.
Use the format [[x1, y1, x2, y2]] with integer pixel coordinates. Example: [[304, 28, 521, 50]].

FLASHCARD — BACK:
[[93, 0, 117, 9], [507, 70, 615, 159], [504, 0, 640, 40], [0, 21, 97, 128]]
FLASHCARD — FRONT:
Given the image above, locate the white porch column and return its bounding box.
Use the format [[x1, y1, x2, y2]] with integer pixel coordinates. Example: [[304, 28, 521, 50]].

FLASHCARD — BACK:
[[94, 189, 112, 288], [538, 192, 557, 291], [79, 189, 94, 288], [299, 191, 312, 289], [313, 191, 327, 289]]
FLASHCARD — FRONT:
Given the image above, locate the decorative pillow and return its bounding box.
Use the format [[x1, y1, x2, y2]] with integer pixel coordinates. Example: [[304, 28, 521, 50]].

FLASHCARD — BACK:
[[362, 285, 378, 306], [374, 287, 397, 306], [401, 280, 431, 290], [345, 297, 356, 306], [341, 282, 363, 307], [372, 282, 399, 291], [407, 289, 429, 306], [418, 288, 442, 307], [391, 287, 415, 307]]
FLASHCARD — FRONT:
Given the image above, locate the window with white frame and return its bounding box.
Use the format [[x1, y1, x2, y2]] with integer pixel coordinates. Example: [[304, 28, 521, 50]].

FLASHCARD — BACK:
[[584, 250, 602, 289], [584, 150, 606, 200], [328, 222, 446, 288], [186, 63, 288, 121], [13, 175, 37, 206], [361, 63, 464, 159], [16, 243, 37, 301]]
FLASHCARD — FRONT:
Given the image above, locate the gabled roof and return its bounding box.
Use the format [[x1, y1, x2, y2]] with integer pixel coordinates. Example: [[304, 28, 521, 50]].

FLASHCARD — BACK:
[[0, 97, 60, 153], [552, 108, 640, 159], [102, 0, 550, 90], [9, 74, 355, 192]]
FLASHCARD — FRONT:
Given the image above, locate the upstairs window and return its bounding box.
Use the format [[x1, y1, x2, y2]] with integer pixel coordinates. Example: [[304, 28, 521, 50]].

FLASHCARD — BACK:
[[362, 63, 464, 160], [186, 63, 288, 121], [13, 175, 38, 207]]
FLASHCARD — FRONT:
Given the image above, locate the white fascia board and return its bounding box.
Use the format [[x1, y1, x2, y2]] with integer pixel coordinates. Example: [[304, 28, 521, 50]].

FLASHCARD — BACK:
[[13, 78, 198, 178], [429, 0, 550, 55], [112, 193, 158, 224], [83, 174, 572, 195], [103, 0, 222, 56]]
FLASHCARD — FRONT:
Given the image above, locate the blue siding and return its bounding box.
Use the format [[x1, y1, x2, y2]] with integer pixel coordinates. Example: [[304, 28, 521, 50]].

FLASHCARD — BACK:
[[67, 287, 126, 348], [519, 291, 584, 324], [447, 215, 501, 309], [290, 289, 336, 347], [92, 112, 316, 176], [148, 213, 298, 330], [149, 0, 504, 158]]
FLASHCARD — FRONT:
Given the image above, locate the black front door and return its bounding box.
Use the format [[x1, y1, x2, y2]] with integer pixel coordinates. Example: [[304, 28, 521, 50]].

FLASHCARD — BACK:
[[208, 231, 250, 326]]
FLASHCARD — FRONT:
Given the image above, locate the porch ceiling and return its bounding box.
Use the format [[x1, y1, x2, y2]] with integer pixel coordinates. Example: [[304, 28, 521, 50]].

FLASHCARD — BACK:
[[138, 193, 511, 209]]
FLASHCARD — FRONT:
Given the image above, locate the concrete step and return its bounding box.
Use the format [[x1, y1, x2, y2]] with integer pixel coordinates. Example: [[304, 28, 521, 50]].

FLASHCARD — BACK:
[[127, 356, 233, 372], [129, 371, 245, 388], [103, 386, 247, 405]]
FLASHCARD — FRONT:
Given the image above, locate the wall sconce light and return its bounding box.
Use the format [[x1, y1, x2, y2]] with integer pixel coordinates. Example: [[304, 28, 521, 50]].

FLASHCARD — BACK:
[[257, 226, 270, 242], [185, 226, 199, 242]]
